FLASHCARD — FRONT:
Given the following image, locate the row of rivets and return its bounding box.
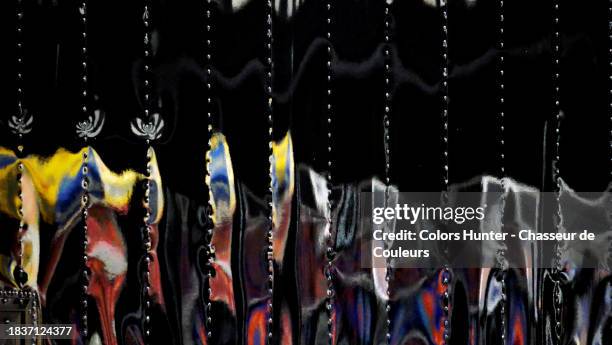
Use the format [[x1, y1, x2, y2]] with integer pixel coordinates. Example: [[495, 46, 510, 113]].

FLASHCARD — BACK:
[[203, 0, 215, 341], [265, 0, 275, 343], [551, 0, 563, 275], [497, 0, 506, 177], [499, 267, 506, 343], [551, 0, 564, 341], [383, 1, 392, 187], [142, 0, 153, 127], [12, 0, 30, 291], [440, 0, 450, 190], [0, 289, 37, 297], [81, 150, 90, 337], [383, 1, 393, 344], [15, 0, 26, 141], [141, 0, 153, 341], [79, 1, 89, 118], [78, 0, 90, 338], [14, 162, 27, 289], [552, 0, 562, 187], [325, 1, 335, 345], [439, 1, 451, 343], [31, 290, 38, 345], [497, 0, 508, 344], [142, 150, 153, 341], [441, 264, 450, 345]]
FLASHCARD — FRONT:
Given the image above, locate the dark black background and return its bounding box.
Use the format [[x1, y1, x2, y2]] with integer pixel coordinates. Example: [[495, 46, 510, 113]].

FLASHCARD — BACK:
[[0, 0, 610, 200]]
